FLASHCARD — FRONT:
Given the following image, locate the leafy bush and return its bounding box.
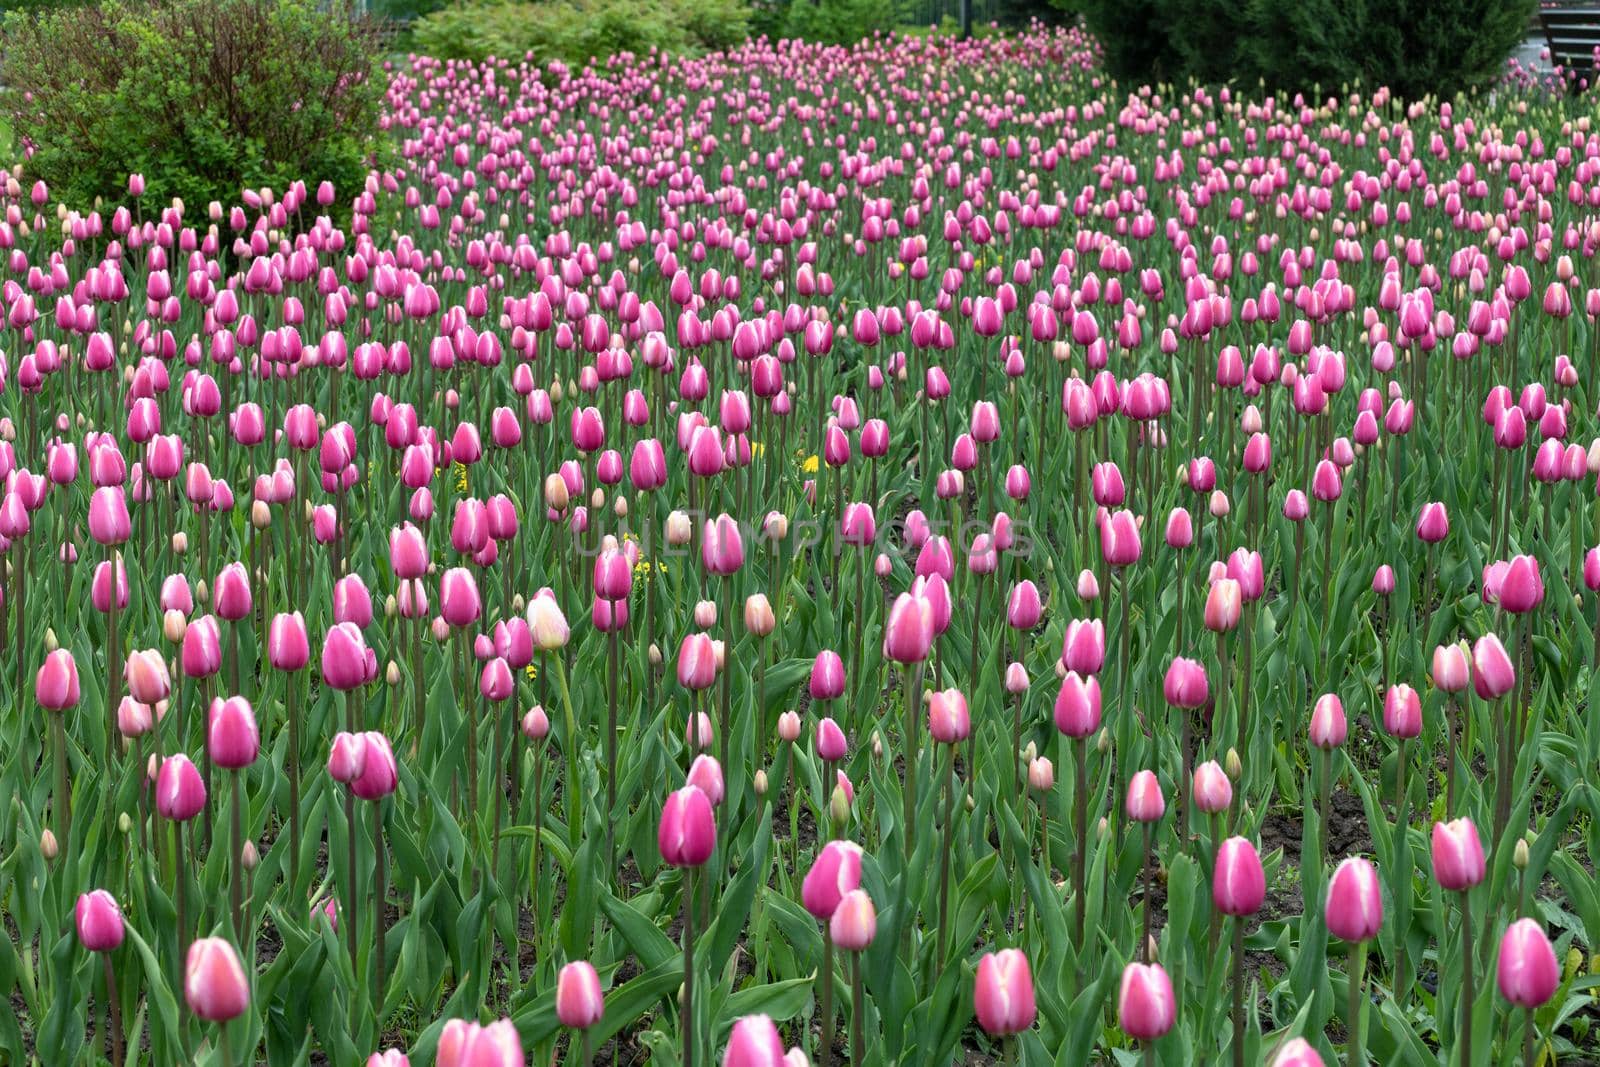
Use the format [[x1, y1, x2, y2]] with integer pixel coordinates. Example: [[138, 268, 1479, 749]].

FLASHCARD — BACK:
[[780, 0, 902, 43], [1, 0, 385, 212], [1076, 0, 1536, 99], [411, 0, 749, 65]]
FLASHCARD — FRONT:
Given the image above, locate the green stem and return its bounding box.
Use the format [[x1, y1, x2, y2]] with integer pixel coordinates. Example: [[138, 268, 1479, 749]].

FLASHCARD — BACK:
[[901, 661, 924, 865], [50, 713, 68, 858], [936, 745, 956, 962], [374, 800, 388, 1015], [1073, 736, 1089, 954], [1460, 890, 1474, 1067], [1232, 918, 1246, 1067], [850, 951, 864, 1064], [683, 867, 696, 1067], [103, 953, 123, 1067], [230, 771, 244, 942], [819, 925, 834, 1067], [1348, 938, 1368, 1067], [552, 655, 582, 848]]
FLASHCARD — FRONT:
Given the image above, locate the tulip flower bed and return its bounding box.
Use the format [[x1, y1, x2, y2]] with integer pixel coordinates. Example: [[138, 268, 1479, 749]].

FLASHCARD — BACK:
[[5, 19, 1600, 1067]]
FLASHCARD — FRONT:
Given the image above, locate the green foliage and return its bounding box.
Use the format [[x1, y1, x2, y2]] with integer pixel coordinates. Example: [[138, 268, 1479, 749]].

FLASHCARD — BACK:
[[1, 0, 385, 212], [410, 0, 750, 65], [1076, 0, 1537, 99], [780, 0, 902, 43]]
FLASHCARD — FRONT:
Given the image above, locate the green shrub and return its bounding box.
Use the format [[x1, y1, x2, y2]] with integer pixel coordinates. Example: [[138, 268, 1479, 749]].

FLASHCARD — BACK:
[[781, 0, 902, 44], [411, 0, 749, 65], [1075, 0, 1535, 100], [1, 0, 385, 213]]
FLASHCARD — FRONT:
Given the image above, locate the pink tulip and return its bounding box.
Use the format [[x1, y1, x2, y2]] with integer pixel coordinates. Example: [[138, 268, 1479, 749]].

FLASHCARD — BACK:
[[268, 612, 310, 671], [125, 648, 171, 704], [1061, 618, 1106, 674], [36, 649, 80, 710], [677, 633, 718, 690], [1308, 693, 1347, 749], [1269, 1038, 1326, 1066], [328, 732, 367, 784], [184, 938, 249, 1022], [658, 786, 716, 867], [1117, 962, 1176, 1040], [1162, 657, 1208, 709], [1053, 670, 1102, 738], [973, 949, 1036, 1036], [436, 1018, 524, 1067], [686, 754, 726, 806], [801, 840, 864, 920], [214, 562, 252, 621], [1431, 644, 1469, 692], [1325, 857, 1383, 941], [75, 889, 125, 952], [829, 889, 877, 951], [156, 755, 206, 821], [321, 622, 373, 691], [723, 1015, 786, 1067], [1125, 770, 1165, 822], [1204, 577, 1243, 632], [809, 650, 846, 701], [1471, 633, 1515, 699], [207, 696, 260, 769], [1212, 837, 1266, 916], [350, 732, 399, 800], [928, 688, 971, 743], [1496, 918, 1560, 1008], [1382, 683, 1422, 738], [1099, 509, 1141, 567], [1431, 818, 1487, 890], [555, 961, 604, 1030], [883, 592, 934, 663], [1192, 760, 1233, 813]]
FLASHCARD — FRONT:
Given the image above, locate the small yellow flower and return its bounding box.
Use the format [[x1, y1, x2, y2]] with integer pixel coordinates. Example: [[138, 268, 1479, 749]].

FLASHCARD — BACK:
[[801, 454, 820, 474], [523, 664, 539, 681]]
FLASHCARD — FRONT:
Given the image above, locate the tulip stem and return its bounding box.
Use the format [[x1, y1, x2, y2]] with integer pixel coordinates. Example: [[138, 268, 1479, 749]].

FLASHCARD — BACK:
[[1141, 823, 1153, 960], [531, 739, 545, 967], [936, 744, 956, 962], [106, 546, 121, 770], [102, 953, 123, 1067], [1444, 697, 1457, 820], [1318, 749, 1332, 869], [1073, 736, 1089, 957], [1394, 737, 1408, 1002], [374, 799, 388, 1016], [682, 867, 696, 1067], [819, 924, 834, 1067], [1231, 917, 1245, 1067], [552, 655, 582, 849], [345, 784, 359, 977], [1523, 1006, 1535, 1067], [605, 625, 619, 872], [287, 667, 301, 889], [1459, 890, 1474, 1067], [850, 951, 864, 1066], [230, 770, 244, 942], [174, 818, 188, 961], [1347, 937, 1368, 1067], [902, 661, 924, 866], [220, 1023, 233, 1067], [581, 1030, 594, 1067], [50, 713, 68, 859]]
